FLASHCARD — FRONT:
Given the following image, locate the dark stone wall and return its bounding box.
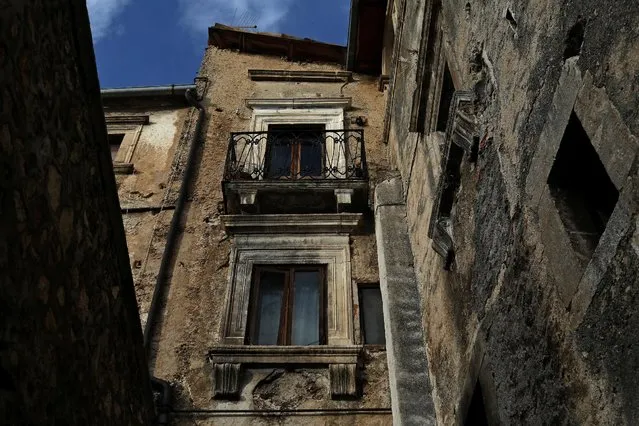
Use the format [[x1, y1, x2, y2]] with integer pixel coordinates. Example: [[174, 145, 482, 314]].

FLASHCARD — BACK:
[[386, 0, 639, 423], [0, 2, 154, 424]]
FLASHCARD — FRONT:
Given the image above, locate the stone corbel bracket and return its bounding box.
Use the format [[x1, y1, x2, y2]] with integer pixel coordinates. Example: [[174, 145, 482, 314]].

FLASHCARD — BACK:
[[445, 90, 478, 153], [208, 345, 362, 399], [428, 90, 479, 267]]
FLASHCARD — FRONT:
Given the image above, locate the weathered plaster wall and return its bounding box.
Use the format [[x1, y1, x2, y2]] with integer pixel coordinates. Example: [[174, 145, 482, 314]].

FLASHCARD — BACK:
[[386, 0, 639, 424], [147, 47, 392, 423], [0, 1, 154, 424], [106, 106, 193, 326]]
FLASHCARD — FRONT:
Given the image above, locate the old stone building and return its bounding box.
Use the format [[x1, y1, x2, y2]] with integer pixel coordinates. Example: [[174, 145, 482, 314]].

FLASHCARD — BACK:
[[5, 0, 637, 424], [110, 0, 639, 424], [379, 0, 639, 424], [110, 23, 394, 424]]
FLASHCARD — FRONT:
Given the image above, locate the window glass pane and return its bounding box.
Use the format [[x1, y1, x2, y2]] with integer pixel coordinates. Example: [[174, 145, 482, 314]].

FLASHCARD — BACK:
[[361, 286, 385, 345], [268, 124, 325, 178], [300, 139, 323, 177], [291, 270, 321, 345], [265, 140, 291, 178], [255, 271, 285, 345]]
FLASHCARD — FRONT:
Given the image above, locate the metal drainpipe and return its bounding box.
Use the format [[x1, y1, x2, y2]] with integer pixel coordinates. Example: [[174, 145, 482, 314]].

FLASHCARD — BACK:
[[144, 87, 205, 425]]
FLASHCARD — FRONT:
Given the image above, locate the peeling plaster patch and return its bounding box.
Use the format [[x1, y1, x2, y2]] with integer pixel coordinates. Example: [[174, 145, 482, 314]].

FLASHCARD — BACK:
[[141, 111, 179, 150]]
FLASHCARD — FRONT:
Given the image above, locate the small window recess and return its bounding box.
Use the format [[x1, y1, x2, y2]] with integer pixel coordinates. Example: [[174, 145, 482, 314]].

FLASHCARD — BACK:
[[358, 283, 386, 346], [547, 112, 619, 265], [435, 64, 455, 133], [108, 133, 125, 162], [563, 18, 585, 60]]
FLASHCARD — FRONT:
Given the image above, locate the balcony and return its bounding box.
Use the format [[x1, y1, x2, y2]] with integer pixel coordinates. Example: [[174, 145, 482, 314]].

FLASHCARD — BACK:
[[222, 128, 369, 214]]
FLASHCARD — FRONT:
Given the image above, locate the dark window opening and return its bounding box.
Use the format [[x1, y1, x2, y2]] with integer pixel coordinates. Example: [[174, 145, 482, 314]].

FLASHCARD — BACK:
[[248, 265, 326, 346], [439, 143, 465, 218], [547, 112, 619, 262], [564, 18, 585, 60], [359, 284, 386, 345], [266, 124, 325, 178], [436, 64, 455, 132], [469, 137, 480, 163], [464, 380, 489, 426], [108, 133, 125, 161]]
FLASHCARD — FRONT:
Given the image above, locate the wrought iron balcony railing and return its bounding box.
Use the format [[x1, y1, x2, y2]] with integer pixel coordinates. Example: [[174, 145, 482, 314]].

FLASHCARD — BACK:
[[224, 129, 367, 181]]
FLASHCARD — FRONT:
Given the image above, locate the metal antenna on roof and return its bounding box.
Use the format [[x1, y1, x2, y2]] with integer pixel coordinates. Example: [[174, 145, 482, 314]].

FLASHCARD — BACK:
[[231, 8, 237, 26], [234, 9, 258, 31]]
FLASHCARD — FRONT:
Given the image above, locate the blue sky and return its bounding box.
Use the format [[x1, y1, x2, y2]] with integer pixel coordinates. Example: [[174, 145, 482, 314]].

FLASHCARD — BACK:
[[88, 0, 351, 88]]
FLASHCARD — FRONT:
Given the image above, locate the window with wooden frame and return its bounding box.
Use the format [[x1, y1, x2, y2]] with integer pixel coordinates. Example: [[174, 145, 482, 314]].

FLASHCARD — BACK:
[[247, 265, 327, 346], [265, 124, 325, 178], [358, 284, 386, 345]]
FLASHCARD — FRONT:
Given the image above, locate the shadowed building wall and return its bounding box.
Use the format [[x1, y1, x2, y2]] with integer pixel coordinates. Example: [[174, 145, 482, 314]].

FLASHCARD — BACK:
[[0, 1, 154, 424]]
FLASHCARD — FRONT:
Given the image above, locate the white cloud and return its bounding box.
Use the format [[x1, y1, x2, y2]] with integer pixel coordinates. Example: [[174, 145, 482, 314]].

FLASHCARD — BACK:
[[178, 0, 293, 36], [87, 0, 131, 42]]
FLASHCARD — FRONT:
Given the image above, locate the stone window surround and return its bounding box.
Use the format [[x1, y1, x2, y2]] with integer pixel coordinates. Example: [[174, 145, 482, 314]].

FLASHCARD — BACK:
[[234, 98, 356, 209], [105, 114, 148, 173], [220, 234, 354, 346], [213, 230, 360, 399], [246, 98, 348, 133], [525, 58, 638, 327]]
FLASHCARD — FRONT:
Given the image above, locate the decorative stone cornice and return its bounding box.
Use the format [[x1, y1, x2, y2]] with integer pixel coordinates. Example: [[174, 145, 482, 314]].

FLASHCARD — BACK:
[[208, 345, 362, 399], [248, 70, 352, 82], [445, 91, 478, 153], [221, 213, 362, 234], [105, 114, 150, 126], [245, 97, 352, 109]]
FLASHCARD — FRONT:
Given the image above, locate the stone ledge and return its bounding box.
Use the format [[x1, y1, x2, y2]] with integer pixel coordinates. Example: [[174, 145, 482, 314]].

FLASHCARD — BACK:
[[221, 213, 362, 234], [208, 345, 362, 365], [208, 346, 362, 399], [105, 114, 149, 125], [248, 69, 352, 82], [245, 97, 352, 109], [225, 179, 368, 192]]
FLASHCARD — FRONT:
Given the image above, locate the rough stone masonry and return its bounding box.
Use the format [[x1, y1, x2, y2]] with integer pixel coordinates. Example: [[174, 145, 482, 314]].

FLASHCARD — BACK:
[[0, 2, 154, 424]]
